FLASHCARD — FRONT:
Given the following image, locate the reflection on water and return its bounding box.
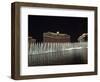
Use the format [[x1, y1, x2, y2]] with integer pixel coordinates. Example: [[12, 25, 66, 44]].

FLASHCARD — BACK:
[[28, 42, 87, 66]]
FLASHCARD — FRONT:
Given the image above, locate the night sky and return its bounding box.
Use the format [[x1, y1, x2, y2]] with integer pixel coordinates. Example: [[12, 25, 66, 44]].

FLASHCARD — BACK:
[[28, 15, 87, 42]]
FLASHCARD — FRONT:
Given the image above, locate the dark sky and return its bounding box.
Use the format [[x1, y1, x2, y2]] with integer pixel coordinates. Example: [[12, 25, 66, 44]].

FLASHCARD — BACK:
[[28, 15, 87, 42]]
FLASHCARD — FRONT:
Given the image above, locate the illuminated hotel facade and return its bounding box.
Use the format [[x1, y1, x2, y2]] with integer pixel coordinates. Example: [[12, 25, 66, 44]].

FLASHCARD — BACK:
[[43, 32, 70, 43]]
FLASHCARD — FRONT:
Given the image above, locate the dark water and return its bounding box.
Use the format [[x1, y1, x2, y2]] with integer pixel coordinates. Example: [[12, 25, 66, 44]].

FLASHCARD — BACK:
[[28, 48, 87, 66]]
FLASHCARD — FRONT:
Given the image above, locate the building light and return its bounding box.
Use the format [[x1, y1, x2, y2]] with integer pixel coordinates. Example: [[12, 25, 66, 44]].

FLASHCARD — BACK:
[[57, 31, 59, 35]]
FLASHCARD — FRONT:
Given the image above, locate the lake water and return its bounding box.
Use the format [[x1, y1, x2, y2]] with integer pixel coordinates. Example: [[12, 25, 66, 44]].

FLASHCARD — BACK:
[[28, 47, 87, 66]]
